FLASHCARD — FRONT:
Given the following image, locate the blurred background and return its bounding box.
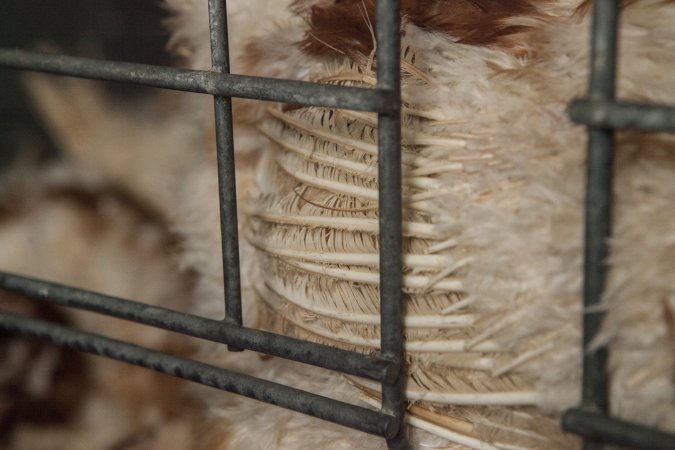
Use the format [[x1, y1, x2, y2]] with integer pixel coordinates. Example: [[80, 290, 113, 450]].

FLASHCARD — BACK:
[[0, 0, 172, 173]]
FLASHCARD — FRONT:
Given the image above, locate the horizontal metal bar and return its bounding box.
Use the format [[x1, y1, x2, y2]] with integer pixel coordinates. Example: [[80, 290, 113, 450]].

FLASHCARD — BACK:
[[0, 272, 396, 383], [563, 409, 675, 450], [0, 49, 394, 113], [0, 311, 397, 438], [571, 99, 675, 132]]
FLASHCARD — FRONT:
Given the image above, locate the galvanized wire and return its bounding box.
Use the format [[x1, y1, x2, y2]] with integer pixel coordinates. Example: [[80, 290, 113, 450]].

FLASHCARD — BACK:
[[0, 1, 407, 448], [375, 1, 407, 449], [0, 49, 394, 113], [564, 409, 675, 450], [563, 1, 675, 449], [580, 0, 618, 432], [0, 310, 397, 438], [207, 0, 244, 348], [0, 272, 396, 383]]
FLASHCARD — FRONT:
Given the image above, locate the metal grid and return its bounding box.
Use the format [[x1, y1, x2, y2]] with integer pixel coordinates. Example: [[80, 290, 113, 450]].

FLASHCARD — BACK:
[[2, 1, 675, 449], [561, 1, 675, 449], [0, 0, 407, 448]]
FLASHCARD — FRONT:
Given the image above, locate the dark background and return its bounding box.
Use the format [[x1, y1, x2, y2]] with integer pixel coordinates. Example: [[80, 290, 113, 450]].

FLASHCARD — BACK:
[[0, 0, 172, 171]]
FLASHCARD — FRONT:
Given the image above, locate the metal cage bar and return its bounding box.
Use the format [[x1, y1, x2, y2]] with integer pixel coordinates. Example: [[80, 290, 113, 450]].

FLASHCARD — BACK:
[[376, 1, 407, 449], [0, 1, 408, 448], [0, 311, 396, 438], [570, 99, 675, 131], [0, 272, 396, 383], [580, 0, 618, 427], [208, 0, 244, 348], [563, 1, 675, 449], [0, 50, 395, 113], [563, 409, 675, 450]]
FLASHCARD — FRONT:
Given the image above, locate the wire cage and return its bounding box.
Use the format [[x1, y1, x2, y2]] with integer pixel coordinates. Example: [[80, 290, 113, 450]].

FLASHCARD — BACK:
[[0, 1, 674, 449], [561, 2, 675, 449]]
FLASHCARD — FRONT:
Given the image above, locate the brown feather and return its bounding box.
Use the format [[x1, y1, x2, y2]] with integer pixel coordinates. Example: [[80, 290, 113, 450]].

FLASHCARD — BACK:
[[574, 0, 666, 18], [294, 0, 543, 58]]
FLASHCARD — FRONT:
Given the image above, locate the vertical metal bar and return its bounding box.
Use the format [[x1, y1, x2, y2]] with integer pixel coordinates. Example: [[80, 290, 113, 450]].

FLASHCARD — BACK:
[[376, 1, 407, 449], [207, 0, 243, 350], [581, 1, 620, 448]]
